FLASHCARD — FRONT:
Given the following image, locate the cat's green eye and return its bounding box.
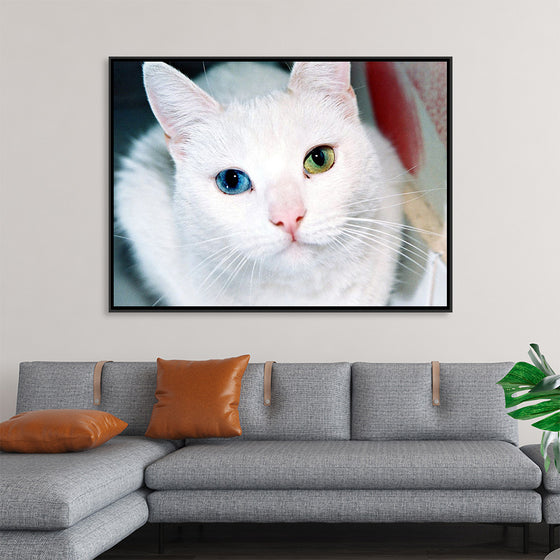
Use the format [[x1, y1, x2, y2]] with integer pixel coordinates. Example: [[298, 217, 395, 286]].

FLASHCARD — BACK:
[[303, 145, 335, 175]]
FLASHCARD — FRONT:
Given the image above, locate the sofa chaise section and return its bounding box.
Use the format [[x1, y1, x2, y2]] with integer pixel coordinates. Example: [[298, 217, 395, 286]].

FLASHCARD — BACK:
[[0, 437, 177, 560], [0, 490, 149, 560], [0, 436, 177, 530], [0, 361, 180, 560]]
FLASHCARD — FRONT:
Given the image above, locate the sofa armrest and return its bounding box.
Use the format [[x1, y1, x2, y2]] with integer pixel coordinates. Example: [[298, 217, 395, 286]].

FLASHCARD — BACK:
[[522, 444, 560, 493]]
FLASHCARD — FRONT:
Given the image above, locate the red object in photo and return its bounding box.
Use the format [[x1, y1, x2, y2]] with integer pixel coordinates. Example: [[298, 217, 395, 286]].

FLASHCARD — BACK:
[[365, 61, 424, 175]]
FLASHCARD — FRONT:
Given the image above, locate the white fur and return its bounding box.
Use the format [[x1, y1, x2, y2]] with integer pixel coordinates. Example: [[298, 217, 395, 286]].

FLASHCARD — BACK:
[[115, 61, 406, 306]]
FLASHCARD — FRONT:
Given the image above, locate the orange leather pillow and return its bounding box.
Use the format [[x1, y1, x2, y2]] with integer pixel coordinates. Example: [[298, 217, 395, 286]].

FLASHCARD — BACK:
[[145, 355, 250, 439], [0, 409, 128, 453]]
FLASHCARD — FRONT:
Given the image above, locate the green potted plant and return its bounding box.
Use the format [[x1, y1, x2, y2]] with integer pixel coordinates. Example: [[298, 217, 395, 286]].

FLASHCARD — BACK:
[[498, 343, 560, 471]]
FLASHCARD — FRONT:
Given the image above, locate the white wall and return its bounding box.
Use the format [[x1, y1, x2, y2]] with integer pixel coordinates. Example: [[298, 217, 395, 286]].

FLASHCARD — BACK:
[[1, 0, 559, 445]]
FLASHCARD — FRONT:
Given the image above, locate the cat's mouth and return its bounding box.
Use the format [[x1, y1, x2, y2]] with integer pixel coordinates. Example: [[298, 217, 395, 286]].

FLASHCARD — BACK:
[[278, 232, 332, 254], [243, 230, 328, 264], [277, 237, 319, 260], [283, 240, 303, 251]]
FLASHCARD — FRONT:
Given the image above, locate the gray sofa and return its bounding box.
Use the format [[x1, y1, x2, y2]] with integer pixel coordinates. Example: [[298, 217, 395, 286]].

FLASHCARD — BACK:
[[0, 361, 544, 559]]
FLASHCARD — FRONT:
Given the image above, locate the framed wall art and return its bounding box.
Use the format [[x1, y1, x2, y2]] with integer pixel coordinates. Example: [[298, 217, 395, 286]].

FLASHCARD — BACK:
[[110, 57, 451, 311]]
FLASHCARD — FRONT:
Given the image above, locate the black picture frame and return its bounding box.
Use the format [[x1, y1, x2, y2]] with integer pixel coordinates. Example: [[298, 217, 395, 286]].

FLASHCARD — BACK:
[[110, 57, 452, 312]]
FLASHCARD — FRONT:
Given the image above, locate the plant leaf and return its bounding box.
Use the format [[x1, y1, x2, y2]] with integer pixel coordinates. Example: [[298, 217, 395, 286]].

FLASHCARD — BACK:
[[497, 362, 546, 388], [533, 411, 560, 432], [542, 355, 557, 376], [498, 347, 560, 473], [542, 431, 556, 456], [529, 345, 546, 372], [530, 343, 556, 376], [544, 432, 560, 472], [530, 374, 560, 393], [554, 439, 560, 471], [502, 386, 560, 409], [508, 400, 560, 420]]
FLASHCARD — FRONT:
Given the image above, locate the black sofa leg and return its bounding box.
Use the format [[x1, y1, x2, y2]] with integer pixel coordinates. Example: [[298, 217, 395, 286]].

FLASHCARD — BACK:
[[550, 524, 558, 553], [158, 523, 165, 555], [523, 523, 529, 554]]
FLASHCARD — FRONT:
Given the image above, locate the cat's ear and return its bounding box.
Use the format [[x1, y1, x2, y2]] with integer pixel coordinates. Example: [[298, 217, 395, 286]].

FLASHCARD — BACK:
[[288, 62, 358, 118], [143, 62, 220, 152]]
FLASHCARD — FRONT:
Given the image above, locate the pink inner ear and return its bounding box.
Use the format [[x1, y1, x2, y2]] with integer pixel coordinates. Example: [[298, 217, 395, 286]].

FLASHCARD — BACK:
[[365, 62, 423, 175], [330, 61, 351, 92], [289, 62, 351, 95]]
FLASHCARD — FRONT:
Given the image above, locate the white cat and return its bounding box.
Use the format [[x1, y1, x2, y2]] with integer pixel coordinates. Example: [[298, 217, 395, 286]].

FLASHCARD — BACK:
[[115, 61, 407, 306]]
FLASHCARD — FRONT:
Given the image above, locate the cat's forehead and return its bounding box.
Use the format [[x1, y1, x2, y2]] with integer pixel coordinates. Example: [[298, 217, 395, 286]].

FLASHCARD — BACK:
[[215, 91, 347, 150], [179, 88, 363, 181]]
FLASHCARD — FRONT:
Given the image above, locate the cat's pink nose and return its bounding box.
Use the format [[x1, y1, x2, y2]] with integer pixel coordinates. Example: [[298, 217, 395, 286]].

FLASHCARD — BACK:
[[270, 209, 306, 241]]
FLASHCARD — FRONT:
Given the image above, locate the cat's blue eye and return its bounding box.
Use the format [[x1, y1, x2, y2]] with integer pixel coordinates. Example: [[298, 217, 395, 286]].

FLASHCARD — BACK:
[[215, 169, 252, 195]]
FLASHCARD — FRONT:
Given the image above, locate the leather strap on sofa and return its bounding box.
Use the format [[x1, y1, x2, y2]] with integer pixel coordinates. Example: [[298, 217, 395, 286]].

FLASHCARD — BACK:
[[93, 361, 113, 406], [264, 361, 275, 406], [432, 361, 440, 406]]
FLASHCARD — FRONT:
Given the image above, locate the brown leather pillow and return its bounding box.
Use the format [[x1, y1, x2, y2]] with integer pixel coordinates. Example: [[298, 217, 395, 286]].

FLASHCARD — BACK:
[[0, 409, 128, 453], [145, 355, 250, 439]]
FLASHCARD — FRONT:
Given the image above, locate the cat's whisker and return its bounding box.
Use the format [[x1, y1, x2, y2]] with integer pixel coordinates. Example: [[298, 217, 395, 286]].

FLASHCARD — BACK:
[[189, 244, 233, 275], [203, 250, 246, 294], [337, 229, 421, 277], [383, 176, 417, 185], [151, 295, 165, 307], [341, 232, 424, 278], [401, 229, 428, 244], [326, 236, 351, 259], [376, 165, 419, 184], [369, 192, 433, 212], [114, 229, 199, 252], [249, 259, 258, 305], [198, 247, 240, 293], [354, 184, 445, 205], [216, 255, 249, 300], [349, 217, 445, 237], [201, 61, 217, 101], [188, 231, 251, 248], [351, 84, 369, 92], [345, 221, 431, 261], [342, 225, 427, 270], [334, 186, 446, 214], [115, 236, 191, 251], [400, 163, 421, 176], [343, 226, 427, 272], [257, 256, 264, 288], [330, 236, 361, 265], [341, 226, 427, 275]]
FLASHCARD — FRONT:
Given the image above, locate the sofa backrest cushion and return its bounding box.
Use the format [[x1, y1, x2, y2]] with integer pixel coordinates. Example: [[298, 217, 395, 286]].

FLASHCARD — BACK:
[[17, 361, 352, 440], [236, 362, 351, 440], [17, 362, 158, 436], [351, 362, 517, 445]]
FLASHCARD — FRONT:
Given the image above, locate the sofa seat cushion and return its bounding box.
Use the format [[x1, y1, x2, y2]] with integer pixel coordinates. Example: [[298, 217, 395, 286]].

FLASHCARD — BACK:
[[145, 440, 541, 491], [0, 436, 177, 530]]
